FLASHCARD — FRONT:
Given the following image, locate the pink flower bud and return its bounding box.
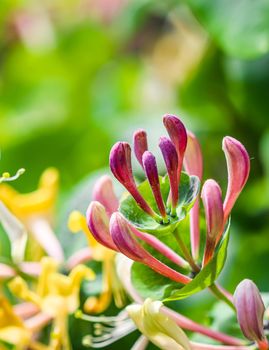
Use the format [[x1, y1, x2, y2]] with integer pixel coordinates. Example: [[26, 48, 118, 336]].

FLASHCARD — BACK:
[[234, 279, 268, 349], [92, 175, 119, 217], [87, 201, 118, 251], [142, 151, 166, 219], [183, 131, 203, 260], [184, 131, 203, 180], [201, 179, 224, 266], [109, 142, 156, 218], [133, 129, 148, 168], [222, 137, 250, 223], [163, 114, 187, 175], [110, 213, 191, 284], [159, 137, 179, 213]]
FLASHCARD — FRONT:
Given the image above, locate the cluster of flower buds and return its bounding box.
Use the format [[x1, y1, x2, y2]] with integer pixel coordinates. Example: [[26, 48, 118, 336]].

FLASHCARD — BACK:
[[234, 279, 268, 350], [87, 114, 250, 284]]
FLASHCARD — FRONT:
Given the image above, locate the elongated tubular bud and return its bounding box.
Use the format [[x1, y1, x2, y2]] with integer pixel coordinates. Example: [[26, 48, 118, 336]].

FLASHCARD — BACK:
[[110, 142, 157, 218], [222, 137, 250, 224], [133, 129, 148, 168], [130, 225, 189, 269], [110, 213, 191, 284], [234, 279, 268, 349], [142, 151, 167, 219], [92, 175, 119, 216], [184, 131, 203, 260], [163, 114, 187, 176], [87, 201, 118, 251], [159, 137, 179, 214], [201, 180, 224, 266]]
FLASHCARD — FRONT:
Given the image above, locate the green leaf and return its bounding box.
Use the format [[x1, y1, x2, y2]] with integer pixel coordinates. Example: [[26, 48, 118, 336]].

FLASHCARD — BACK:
[[187, 0, 269, 59], [131, 221, 230, 301], [119, 172, 200, 235]]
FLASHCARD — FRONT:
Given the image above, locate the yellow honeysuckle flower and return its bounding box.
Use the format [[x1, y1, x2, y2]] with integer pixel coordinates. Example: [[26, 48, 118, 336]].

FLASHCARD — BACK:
[[8, 257, 95, 350], [0, 295, 32, 349], [68, 211, 125, 314], [127, 299, 191, 350], [0, 167, 58, 219], [0, 168, 64, 262]]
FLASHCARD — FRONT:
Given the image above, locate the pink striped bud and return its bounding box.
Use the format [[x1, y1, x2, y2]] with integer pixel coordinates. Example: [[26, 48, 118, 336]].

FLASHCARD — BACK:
[[201, 180, 224, 266], [87, 201, 118, 251], [133, 129, 148, 168], [110, 213, 191, 284], [92, 175, 119, 217], [110, 142, 156, 218], [159, 137, 179, 214], [163, 114, 187, 175], [184, 131, 203, 180], [234, 279, 268, 349], [183, 131, 203, 260], [142, 151, 167, 219], [222, 137, 250, 223]]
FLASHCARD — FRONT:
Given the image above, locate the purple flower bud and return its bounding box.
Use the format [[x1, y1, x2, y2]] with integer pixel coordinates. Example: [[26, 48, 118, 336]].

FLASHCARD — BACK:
[[201, 179, 223, 266], [159, 136, 179, 213], [183, 131, 203, 260], [222, 137, 250, 224], [87, 201, 118, 251], [163, 114, 187, 175], [142, 151, 166, 219], [92, 175, 118, 217], [234, 279, 268, 348], [110, 213, 191, 284], [109, 142, 156, 218], [133, 129, 148, 168]]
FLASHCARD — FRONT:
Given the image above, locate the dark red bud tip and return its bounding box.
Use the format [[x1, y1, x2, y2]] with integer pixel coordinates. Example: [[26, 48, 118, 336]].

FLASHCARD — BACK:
[[163, 114, 187, 174], [142, 151, 167, 219], [133, 129, 148, 168], [109, 142, 157, 218], [159, 136, 179, 213]]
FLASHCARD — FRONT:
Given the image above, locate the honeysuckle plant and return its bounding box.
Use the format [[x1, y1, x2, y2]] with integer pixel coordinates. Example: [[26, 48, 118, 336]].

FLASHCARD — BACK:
[[87, 114, 250, 306]]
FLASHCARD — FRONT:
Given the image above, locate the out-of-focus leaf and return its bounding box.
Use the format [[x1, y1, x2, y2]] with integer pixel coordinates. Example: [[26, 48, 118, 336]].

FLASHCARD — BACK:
[[187, 0, 269, 59]]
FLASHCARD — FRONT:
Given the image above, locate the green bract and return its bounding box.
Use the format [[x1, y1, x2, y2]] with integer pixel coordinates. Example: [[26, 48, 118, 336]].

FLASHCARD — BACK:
[[119, 172, 200, 235], [131, 221, 230, 301]]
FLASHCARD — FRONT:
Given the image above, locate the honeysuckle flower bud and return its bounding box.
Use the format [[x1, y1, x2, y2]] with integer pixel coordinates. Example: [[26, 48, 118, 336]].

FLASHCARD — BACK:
[[127, 298, 191, 350], [163, 114, 187, 175], [92, 175, 119, 216], [133, 129, 148, 168], [222, 136, 250, 224], [234, 279, 268, 350], [159, 136, 179, 214], [142, 151, 167, 219], [201, 179, 224, 266], [110, 212, 191, 284], [87, 201, 118, 251], [183, 131, 203, 260], [110, 142, 157, 218]]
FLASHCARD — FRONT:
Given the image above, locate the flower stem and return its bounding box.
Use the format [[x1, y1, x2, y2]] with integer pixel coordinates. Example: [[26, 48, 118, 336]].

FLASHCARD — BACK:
[[173, 227, 200, 273], [209, 283, 235, 311]]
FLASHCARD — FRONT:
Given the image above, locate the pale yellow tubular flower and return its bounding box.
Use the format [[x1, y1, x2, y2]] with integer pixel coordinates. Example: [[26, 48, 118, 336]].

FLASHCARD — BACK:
[[8, 257, 95, 349], [0, 295, 32, 349], [127, 299, 192, 350], [0, 201, 27, 263], [0, 168, 64, 262], [68, 210, 126, 313]]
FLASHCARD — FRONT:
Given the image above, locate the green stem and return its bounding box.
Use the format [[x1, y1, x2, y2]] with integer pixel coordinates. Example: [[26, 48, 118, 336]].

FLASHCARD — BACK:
[[173, 228, 200, 273], [209, 283, 235, 311]]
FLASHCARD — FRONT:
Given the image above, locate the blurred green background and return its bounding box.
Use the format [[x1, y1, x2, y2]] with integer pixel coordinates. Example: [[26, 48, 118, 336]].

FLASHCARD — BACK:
[[1, 0, 269, 344]]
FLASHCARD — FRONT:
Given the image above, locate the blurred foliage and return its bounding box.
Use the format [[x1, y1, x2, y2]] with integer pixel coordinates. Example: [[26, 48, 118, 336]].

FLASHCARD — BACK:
[[0, 0, 269, 348]]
